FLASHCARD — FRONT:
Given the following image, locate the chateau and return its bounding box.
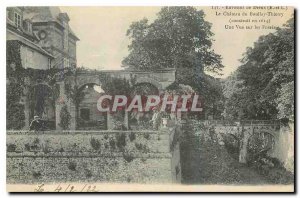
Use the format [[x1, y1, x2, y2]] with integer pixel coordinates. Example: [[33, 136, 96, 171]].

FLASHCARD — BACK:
[[7, 6, 79, 70]]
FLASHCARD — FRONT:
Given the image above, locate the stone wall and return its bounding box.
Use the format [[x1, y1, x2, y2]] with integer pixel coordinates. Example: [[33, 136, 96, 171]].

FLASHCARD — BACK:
[[190, 120, 294, 171], [169, 125, 182, 183], [7, 130, 173, 184], [214, 123, 294, 170]]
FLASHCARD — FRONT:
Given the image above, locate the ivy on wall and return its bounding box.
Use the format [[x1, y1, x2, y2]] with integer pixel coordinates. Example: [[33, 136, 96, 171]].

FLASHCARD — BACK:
[[7, 41, 62, 129], [7, 41, 25, 129], [59, 105, 71, 130]]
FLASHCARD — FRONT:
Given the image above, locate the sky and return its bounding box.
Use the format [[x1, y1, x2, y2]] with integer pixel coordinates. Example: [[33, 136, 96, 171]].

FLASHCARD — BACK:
[[60, 6, 293, 78]]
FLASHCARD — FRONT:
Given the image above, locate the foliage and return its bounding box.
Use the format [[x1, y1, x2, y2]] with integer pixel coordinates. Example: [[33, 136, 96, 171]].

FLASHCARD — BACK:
[[85, 168, 93, 178], [276, 81, 294, 121], [6, 41, 25, 129], [68, 161, 77, 171], [122, 7, 224, 117], [123, 7, 223, 75], [135, 142, 143, 150], [109, 138, 116, 150], [223, 18, 294, 120], [32, 171, 42, 179], [143, 133, 150, 140], [123, 152, 134, 163], [249, 153, 293, 184], [7, 143, 16, 152], [6, 41, 63, 129], [129, 132, 136, 142], [116, 133, 127, 150], [100, 74, 132, 95], [59, 105, 71, 130], [134, 142, 149, 152], [221, 134, 240, 159], [65, 83, 85, 110], [24, 137, 41, 152], [90, 137, 101, 150]]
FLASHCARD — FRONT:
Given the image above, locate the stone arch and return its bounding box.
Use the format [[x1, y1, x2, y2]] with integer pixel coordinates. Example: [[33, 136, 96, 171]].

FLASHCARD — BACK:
[[27, 82, 56, 129], [220, 132, 240, 159], [247, 131, 276, 157], [132, 82, 160, 96], [135, 77, 162, 91], [76, 75, 101, 91], [76, 82, 107, 130], [78, 82, 103, 92], [31, 82, 52, 89]]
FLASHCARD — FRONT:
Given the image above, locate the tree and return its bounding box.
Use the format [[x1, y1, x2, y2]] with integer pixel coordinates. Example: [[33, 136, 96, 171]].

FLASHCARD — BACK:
[[122, 7, 223, 87], [123, 7, 224, 119], [223, 18, 294, 120]]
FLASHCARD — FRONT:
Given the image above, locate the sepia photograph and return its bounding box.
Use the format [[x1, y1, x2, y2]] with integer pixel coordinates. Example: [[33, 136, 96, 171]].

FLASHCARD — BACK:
[[5, 4, 295, 192]]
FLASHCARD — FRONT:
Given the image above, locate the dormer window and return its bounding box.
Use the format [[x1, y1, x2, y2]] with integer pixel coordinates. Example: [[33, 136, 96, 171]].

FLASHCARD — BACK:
[[14, 12, 21, 28], [23, 20, 32, 33]]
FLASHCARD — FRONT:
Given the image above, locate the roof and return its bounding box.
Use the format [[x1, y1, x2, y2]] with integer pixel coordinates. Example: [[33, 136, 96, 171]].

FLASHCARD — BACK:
[[22, 7, 79, 40], [7, 29, 54, 58]]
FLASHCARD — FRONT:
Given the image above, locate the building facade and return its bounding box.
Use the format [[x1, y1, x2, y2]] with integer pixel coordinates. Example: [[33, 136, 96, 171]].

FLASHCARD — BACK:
[[7, 7, 53, 70], [6, 7, 79, 130], [7, 6, 79, 70]]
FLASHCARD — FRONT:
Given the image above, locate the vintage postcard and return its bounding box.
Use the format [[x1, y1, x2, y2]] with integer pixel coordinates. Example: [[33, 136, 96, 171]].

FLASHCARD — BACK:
[[6, 6, 294, 192]]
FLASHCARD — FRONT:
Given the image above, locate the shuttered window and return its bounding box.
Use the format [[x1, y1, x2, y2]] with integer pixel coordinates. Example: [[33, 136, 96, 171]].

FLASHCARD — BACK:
[[14, 12, 21, 28]]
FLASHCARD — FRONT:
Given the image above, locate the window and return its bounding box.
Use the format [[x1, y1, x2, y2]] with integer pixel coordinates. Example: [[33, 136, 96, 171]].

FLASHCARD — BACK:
[[63, 21, 69, 50], [23, 20, 32, 33], [63, 58, 70, 68], [14, 12, 21, 28], [80, 108, 90, 121]]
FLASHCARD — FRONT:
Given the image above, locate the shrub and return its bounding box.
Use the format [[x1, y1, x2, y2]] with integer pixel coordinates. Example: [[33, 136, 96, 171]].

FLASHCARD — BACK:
[[143, 133, 150, 140], [135, 142, 143, 150], [85, 169, 92, 178], [109, 138, 116, 150], [157, 135, 161, 140], [24, 143, 31, 151], [142, 144, 149, 153], [7, 143, 16, 152], [24, 138, 41, 151], [129, 132, 136, 142], [68, 161, 77, 171], [32, 171, 42, 179], [59, 105, 71, 130], [6, 103, 25, 130], [33, 137, 40, 145], [116, 133, 126, 149], [43, 146, 51, 154], [43, 140, 51, 154], [90, 137, 101, 150], [123, 152, 134, 163]]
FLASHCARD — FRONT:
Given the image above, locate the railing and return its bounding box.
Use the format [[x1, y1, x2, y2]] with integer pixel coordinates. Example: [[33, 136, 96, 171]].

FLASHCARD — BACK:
[[6, 129, 165, 135], [191, 120, 280, 126]]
